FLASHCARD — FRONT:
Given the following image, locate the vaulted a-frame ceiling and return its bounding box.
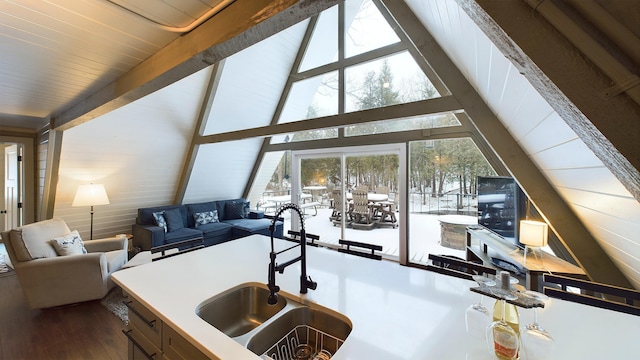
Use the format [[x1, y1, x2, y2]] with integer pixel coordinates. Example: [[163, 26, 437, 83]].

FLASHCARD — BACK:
[[1, 0, 638, 289]]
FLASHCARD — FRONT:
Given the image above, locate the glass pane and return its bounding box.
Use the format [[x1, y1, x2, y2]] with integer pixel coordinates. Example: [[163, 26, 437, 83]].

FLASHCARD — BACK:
[[407, 138, 496, 265], [299, 5, 339, 72], [272, 71, 339, 144], [345, 113, 461, 137], [297, 156, 342, 242], [345, 51, 440, 113], [342, 153, 400, 259], [344, 0, 400, 58], [247, 151, 292, 213]]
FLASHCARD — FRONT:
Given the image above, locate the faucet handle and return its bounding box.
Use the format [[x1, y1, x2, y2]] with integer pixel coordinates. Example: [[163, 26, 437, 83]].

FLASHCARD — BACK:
[[307, 276, 318, 291]]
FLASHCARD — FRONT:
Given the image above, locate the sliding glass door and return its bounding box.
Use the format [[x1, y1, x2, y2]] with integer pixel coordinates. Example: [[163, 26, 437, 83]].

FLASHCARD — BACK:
[[291, 144, 405, 261]]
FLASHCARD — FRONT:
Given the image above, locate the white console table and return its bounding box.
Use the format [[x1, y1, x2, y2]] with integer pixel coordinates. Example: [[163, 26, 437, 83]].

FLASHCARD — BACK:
[[466, 227, 587, 291]]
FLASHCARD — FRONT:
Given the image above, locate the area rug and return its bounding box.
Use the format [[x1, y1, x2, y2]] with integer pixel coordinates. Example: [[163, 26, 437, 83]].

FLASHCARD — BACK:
[[101, 287, 129, 325], [0, 254, 15, 278]]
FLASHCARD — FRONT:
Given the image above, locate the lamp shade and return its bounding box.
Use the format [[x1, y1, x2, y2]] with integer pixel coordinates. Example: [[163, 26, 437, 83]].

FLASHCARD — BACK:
[[519, 220, 548, 247], [72, 184, 110, 207]]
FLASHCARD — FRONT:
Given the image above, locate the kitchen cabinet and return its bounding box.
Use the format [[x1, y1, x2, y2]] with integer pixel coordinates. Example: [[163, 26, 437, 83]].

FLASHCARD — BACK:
[[123, 297, 209, 359]]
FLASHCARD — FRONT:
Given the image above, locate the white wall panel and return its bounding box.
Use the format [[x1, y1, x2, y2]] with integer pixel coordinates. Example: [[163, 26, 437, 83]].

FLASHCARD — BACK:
[[519, 112, 578, 155], [562, 188, 639, 225], [532, 139, 604, 170], [204, 20, 307, 135], [548, 167, 632, 198], [53, 67, 211, 239], [183, 138, 263, 204]]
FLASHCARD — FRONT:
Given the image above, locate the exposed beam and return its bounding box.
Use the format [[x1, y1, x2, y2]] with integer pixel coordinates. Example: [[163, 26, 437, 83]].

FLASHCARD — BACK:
[[381, 0, 632, 288], [41, 130, 62, 221], [243, 12, 320, 199], [51, 0, 340, 131], [462, 0, 640, 201], [197, 96, 462, 144], [173, 64, 223, 204]]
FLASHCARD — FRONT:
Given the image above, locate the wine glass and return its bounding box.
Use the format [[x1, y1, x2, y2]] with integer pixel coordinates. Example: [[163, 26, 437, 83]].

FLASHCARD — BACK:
[[521, 291, 554, 360], [465, 275, 496, 339], [486, 299, 520, 359]]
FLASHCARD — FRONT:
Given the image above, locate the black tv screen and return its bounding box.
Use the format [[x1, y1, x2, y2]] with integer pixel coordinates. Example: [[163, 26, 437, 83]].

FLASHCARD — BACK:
[[477, 176, 526, 248]]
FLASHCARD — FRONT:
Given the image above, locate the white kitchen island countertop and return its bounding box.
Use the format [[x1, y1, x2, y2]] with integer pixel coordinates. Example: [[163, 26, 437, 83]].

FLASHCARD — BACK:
[[112, 235, 640, 359]]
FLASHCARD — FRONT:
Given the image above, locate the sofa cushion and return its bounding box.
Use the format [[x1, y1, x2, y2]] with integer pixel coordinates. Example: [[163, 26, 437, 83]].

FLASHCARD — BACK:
[[164, 208, 184, 232], [225, 202, 246, 220], [50, 230, 87, 256], [224, 218, 279, 238], [152, 211, 168, 232], [138, 205, 185, 226], [197, 221, 233, 238], [193, 210, 218, 227], [186, 201, 217, 228], [10, 218, 69, 261], [163, 227, 203, 244], [216, 198, 249, 221]]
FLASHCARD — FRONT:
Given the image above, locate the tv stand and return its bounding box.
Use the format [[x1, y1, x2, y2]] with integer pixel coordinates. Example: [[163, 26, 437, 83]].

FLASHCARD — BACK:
[[466, 227, 586, 292]]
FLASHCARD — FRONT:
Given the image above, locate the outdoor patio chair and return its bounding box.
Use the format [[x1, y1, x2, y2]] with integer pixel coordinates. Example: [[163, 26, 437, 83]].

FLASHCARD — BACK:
[[351, 190, 374, 228], [330, 190, 351, 226]]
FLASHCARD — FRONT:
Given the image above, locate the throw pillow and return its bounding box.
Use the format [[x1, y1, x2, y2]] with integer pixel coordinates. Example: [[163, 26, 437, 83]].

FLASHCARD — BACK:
[[164, 208, 184, 232], [152, 211, 167, 233], [193, 210, 219, 227], [50, 230, 87, 256], [225, 202, 245, 220]]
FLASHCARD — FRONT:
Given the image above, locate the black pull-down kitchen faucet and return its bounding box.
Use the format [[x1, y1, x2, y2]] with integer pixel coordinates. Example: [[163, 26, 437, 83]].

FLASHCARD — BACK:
[[267, 203, 317, 305]]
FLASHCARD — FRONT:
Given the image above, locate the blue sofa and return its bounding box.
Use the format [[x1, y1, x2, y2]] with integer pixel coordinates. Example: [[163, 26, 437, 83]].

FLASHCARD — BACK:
[[132, 198, 283, 251]]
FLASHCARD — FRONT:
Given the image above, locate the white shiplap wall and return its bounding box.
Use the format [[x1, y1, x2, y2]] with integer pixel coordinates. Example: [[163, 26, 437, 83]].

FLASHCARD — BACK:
[[183, 139, 263, 203], [53, 67, 213, 240], [204, 19, 308, 135], [406, 0, 640, 288]]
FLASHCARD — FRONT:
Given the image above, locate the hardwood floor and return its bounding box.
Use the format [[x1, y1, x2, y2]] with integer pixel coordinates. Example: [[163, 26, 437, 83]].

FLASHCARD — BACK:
[[0, 273, 127, 360]]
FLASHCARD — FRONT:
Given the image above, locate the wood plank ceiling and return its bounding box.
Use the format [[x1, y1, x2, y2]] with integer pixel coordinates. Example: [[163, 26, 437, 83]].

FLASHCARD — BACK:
[[0, 0, 230, 129]]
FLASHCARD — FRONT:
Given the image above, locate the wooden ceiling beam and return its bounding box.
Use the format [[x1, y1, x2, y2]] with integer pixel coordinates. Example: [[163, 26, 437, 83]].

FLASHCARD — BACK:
[[51, 0, 340, 131]]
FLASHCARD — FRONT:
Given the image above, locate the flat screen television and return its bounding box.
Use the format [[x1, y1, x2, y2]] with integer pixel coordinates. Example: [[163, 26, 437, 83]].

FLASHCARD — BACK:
[[477, 176, 527, 248]]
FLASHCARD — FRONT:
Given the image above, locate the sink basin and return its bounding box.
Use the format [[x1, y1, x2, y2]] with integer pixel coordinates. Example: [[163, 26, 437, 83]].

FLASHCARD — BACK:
[[196, 283, 287, 337], [247, 306, 352, 358]]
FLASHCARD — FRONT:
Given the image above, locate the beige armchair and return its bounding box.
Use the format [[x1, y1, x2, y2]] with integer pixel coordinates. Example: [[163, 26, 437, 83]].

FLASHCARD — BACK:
[[1, 218, 128, 309]]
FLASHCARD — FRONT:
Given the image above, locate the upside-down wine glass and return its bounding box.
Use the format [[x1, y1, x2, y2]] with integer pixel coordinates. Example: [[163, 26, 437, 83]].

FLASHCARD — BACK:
[[521, 291, 554, 360], [465, 275, 496, 340]]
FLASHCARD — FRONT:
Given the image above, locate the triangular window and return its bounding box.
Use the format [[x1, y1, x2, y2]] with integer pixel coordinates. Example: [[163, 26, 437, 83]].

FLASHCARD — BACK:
[[345, 0, 401, 58], [273, 0, 450, 144]]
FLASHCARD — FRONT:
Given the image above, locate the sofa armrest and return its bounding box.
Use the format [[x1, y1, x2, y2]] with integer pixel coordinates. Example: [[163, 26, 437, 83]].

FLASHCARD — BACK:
[[132, 224, 165, 251], [84, 237, 127, 253]]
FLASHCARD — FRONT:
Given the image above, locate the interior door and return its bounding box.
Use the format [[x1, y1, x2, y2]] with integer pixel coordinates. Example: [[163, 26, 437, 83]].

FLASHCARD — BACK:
[[3, 144, 19, 232]]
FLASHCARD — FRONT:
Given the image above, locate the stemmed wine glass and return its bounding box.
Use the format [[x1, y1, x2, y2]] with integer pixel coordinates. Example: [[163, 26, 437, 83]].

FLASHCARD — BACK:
[[465, 275, 496, 339], [521, 291, 554, 360], [486, 299, 520, 360]]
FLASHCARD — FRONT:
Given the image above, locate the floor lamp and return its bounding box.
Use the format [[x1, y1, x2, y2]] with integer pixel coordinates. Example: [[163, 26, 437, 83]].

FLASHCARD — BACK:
[[520, 220, 549, 267], [72, 184, 110, 240]]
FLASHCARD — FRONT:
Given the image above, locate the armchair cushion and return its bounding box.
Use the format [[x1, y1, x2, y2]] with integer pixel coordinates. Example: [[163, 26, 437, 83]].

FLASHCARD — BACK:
[[50, 230, 87, 256], [10, 218, 70, 261]]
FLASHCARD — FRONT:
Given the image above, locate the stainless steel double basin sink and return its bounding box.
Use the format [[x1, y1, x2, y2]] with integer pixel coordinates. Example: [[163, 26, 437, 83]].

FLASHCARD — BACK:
[[196, 282, 352, 358]]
